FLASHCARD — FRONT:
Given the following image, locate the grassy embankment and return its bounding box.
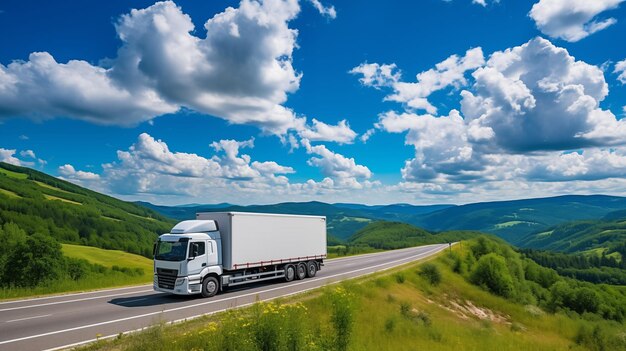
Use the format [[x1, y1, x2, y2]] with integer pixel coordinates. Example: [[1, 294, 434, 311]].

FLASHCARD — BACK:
[[79, 239, 625, 351], [0, 244, 153, 300]]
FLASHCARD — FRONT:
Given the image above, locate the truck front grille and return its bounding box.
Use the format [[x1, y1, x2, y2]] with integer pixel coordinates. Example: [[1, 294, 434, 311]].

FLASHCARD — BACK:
[[157, 268, 178, 290]]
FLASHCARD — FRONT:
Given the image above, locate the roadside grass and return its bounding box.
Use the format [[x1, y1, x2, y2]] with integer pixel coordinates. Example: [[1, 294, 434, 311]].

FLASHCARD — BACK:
[[76, 244, 624, 351], [0, 245, 153, 300]]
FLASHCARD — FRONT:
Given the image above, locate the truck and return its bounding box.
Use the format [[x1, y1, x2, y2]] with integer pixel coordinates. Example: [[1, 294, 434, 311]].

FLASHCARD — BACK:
[[153, 212, 327, 297]]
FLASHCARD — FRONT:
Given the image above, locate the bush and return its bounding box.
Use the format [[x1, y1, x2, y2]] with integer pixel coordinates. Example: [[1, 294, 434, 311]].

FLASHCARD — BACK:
[[419, 263, 442, 286], [330, 287, 355, 351], [470, 253, 514, 297]]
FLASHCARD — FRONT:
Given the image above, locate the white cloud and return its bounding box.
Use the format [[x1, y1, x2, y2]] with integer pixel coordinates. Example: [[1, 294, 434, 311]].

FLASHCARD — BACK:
[[360, 128, 376, 143], [350, 63, 400, 89], [351, 48, 484, 114], [299, 119, 357, 144], [472, 0, 499, 6], [307, 0, 336, 19], [355, 37, 626, 201], [19, 150, 36, 159], [58, 164, 101, 180], [301, 138, 374, 189], [615, 59, 626, 84], [0, 148, 22, 166], [461, 37, 623, 152], [0, 0, 349, 140], [18, 135, 28, 140], [529, 0, 624, 42]]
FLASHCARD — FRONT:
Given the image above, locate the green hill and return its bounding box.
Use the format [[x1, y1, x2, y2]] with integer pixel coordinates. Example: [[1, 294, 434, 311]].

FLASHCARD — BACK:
[[0, 162, 174, 257], [348, 221, 482, 250], [517, 216, 626, 256], [411, 195, 626, 243]]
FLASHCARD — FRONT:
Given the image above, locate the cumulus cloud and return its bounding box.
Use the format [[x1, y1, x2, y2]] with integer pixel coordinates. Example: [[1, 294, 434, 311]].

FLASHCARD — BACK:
[[58, 164, 101, 180], [102, 133, 296, 195], [357, 37, 626, 199], [301, 138, 374, 189], [350, 63, 400, 89], [0, 149, 23, 166], [529, 0, 624, 42], [19, 150, 36, 159], [461, 37, 625, 152], [0, 0, 351, 142], [351, 48, 484, 114], [0, 148, 46, 167], [615, 59, 626, 84], [298, 119, 357, 144]]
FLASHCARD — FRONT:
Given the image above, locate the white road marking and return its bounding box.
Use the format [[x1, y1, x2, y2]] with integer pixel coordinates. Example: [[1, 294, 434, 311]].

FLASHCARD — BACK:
[[5, 315, 51, 323], [1, 244, 446, 347], [0, 290, 154, 312]]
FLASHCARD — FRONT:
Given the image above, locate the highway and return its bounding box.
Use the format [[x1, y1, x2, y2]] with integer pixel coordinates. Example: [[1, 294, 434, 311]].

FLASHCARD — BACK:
[[0, 243, 450, 351]]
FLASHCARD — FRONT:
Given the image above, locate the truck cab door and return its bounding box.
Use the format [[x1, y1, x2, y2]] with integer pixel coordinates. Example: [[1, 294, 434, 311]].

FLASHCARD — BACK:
[[187, 241, 207, 276]]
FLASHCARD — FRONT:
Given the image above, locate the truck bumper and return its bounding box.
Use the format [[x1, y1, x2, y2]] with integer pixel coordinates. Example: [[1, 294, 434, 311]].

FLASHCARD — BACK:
[[153, 276, 202, 295]]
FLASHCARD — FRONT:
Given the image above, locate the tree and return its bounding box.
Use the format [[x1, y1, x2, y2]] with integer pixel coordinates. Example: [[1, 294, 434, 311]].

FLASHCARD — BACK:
[[470, 253, 514, 297], [3, 233, 64, 287]]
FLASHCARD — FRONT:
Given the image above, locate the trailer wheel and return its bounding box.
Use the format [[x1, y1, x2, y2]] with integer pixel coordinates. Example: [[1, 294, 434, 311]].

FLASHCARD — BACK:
[[306, 261, 317, 278], [284, 264, 296, 282], [296, 263, 307, 280], [201, 276, 219, 298]]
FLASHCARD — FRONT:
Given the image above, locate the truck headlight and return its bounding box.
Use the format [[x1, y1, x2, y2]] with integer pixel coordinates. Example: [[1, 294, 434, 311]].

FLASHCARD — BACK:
[[175, 278, 185, 286]]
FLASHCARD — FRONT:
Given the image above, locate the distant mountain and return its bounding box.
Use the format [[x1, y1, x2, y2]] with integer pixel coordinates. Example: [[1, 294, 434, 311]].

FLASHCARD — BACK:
[[0, 162, 175, 257], [411, 195, 626, 243], [139, 195, 626, 243]]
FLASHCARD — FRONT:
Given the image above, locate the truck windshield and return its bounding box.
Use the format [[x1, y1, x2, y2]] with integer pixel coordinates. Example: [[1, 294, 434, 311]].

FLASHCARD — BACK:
[[155, 240, 188, 261]]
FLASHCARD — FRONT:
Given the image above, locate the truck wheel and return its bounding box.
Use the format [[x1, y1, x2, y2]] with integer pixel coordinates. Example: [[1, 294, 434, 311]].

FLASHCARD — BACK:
[[296, 263, 307, 280], [284, 264, 296, 282], [306, 261, 317, 278], [201, 276, 219, 298]]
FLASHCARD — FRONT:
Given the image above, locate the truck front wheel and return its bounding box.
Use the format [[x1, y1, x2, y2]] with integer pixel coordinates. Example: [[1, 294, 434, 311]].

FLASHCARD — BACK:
[[201, 276, 219, 298], [284, 264, 296, 282]]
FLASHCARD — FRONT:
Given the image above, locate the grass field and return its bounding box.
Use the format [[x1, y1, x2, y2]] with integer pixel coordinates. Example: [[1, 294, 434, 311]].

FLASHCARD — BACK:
[[0, 187, 21, 198], [44, 194, 83, 205], [0, 167, 28, 179], [79, 244, 624, 351], [62, 244, 154, 274]]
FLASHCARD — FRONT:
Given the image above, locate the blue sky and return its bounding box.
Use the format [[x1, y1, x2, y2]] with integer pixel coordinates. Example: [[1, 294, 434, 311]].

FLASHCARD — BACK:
[[1, 0, 626, 205]]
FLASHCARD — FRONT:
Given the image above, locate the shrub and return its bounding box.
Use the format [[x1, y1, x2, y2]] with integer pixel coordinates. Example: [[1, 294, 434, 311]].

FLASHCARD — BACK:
[[419, 263, 442, 286], [470, 253, 514, 297], [329, 287, 355, 351]]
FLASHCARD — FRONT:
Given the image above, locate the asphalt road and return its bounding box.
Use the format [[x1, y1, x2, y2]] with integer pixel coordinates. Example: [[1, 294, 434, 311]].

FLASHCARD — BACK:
[[0, 243, 450, 351]]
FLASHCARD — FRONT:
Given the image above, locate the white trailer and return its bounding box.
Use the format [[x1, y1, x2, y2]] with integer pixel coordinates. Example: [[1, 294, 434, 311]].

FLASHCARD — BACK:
[[153, 212, 326, 297]]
